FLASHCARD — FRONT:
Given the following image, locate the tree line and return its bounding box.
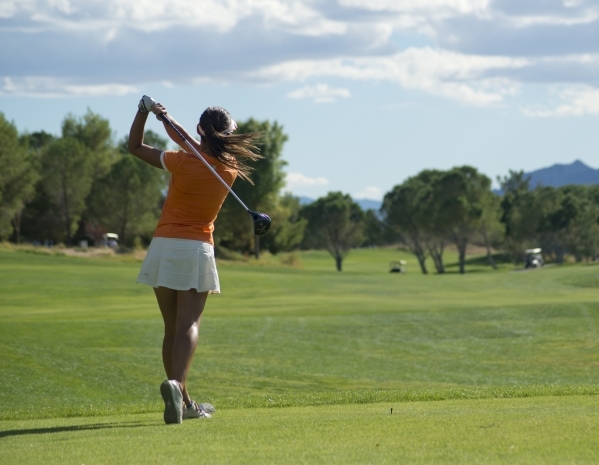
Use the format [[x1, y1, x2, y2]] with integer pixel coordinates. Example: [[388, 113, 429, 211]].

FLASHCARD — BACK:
[[1, 110, 598, 273], [0, 111, 301, 256], [1, 111, 168, 248], [380, 167, 599, 274]]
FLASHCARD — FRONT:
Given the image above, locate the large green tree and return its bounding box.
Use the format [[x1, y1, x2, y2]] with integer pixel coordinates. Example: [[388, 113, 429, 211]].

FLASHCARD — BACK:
[[41, 138, 93, 244], [86, 130, 168, 246], [565, 198, 599, 262], [536, 185, 599, 263], [214, 119, 288, 258], [61, 110, 117, 181], [382, 176, 431, 274], [499, 170, 539, 264], [260, 193, 306, 254], [478, 191, 503, 269], [62, 110, 118, 243], [442, 166, 493, 274], [416, 170, 449, 274], [383, 167, 496, 274], [17, 132, 62, 244], [0, 114, 40, 241], [301, 192, 365, 271]]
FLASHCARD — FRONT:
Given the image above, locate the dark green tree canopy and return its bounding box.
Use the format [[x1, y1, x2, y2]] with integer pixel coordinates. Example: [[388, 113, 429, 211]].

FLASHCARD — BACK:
[[214, 119, 289, 256], [41, 137, 93, 243], [0, 114, 40, 240], [86, 130, 169, 246], [62, 109, 117, 180], [301, 192, 364, 271]]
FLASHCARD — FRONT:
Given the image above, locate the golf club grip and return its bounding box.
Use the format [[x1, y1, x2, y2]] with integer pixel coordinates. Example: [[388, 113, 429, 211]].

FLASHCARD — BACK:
[[157, 113, 250, 212]]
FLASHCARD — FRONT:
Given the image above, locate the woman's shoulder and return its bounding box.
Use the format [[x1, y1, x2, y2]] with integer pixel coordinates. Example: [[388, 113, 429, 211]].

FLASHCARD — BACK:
[[176, 150, 237, 174]]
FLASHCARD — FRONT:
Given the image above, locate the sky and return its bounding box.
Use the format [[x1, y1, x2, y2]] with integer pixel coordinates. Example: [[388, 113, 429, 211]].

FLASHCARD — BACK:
[[1, 0, 599, 201]]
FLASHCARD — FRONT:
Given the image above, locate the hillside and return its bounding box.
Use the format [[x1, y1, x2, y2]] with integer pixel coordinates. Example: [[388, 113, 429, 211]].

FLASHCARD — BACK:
[[526, 160, 599, 188]]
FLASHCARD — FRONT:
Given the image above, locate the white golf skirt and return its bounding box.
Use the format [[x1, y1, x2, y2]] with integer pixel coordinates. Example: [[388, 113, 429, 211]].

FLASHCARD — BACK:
[[137, 237, 220, 294]]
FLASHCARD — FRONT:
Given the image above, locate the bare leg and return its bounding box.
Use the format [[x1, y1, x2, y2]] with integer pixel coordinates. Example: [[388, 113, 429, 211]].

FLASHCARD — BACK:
[[154, 287, 177, 380], [172, 289, 207, 404], [154, 287, 208, 405]]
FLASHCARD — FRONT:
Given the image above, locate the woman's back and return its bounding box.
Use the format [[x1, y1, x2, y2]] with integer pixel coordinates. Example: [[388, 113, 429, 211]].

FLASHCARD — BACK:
[[154, 150, 237, 245]]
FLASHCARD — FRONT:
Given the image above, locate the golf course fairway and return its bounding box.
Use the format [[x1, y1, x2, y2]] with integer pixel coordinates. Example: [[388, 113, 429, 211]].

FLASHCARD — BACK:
[[1, 246, 599, 463]]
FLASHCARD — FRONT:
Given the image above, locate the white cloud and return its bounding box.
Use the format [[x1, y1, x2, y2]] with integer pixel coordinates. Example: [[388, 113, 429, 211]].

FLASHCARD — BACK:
[[286, 172, 329, 188], [1, 76, 137, 97], [339, 0, 490, 15], [0, 1, 18, 18], [1, 0, 599, 112], [353, 186, 383, 200], [522, 85, 599, 117], [1, 0, 347, 36], [287, 84, 351, 103], [257, 48, 526, 106]]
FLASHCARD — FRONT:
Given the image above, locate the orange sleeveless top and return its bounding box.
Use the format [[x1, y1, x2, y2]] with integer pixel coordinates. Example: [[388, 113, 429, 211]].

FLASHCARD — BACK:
[[154, 150, 237, 245]]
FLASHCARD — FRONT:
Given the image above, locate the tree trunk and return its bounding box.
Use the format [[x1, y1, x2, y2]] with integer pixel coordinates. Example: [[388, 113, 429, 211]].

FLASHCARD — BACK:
[[407, 231, 428, 274], [555, 245, 565, 264], [416, 250, 428, 274], [335, 255, 343, 271], [254, 235, 260, 260], [60, 167, 72, 246], [429, 248, 445, 274], [457, 239, 467, 274], [12, 210, 22, 244], [481, 229, 497, 269], [65, 213, 72, 246], [119, 196, 130, 245]]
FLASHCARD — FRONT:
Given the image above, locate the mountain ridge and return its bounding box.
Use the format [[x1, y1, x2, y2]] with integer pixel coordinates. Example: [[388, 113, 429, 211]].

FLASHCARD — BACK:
[[526, 159, 599, 188]]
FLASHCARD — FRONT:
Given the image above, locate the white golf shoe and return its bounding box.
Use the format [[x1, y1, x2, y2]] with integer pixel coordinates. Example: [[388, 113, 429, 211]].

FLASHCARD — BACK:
[[160, 380, 184, 425], [183, 401, 214, 419]]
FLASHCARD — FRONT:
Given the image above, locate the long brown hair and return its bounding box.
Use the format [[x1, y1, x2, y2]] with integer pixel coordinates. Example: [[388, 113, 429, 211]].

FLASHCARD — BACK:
[[199, 106, 262, 183]]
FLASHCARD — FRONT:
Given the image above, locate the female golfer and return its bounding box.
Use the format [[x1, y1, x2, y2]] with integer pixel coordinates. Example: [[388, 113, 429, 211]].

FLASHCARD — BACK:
[[128, 96, 260, 424]]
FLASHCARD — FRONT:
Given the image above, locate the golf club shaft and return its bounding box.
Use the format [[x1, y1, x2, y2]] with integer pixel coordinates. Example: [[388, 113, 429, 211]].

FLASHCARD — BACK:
[[157, 114, 251, 213]]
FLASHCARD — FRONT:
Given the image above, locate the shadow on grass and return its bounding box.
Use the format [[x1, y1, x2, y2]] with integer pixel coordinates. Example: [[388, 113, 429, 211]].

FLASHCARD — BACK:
[[0, 421, 150, 439], [441, 253, 513, 274]]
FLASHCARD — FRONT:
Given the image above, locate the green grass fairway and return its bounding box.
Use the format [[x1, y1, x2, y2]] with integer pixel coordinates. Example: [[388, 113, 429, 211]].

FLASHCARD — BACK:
[[2, 396, 598, 464], [1, 246, 599, 462]]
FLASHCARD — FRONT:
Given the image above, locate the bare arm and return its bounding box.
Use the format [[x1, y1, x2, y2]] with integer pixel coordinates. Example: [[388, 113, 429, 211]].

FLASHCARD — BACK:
[[151, 103, 202, 154], [128, 111, 163, 169]]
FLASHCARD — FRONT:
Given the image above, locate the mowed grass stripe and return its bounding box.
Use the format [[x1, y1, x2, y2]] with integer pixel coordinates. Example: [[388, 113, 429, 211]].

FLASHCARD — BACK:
[[2, 248, 599, 421], [2, 396, 599, 464]]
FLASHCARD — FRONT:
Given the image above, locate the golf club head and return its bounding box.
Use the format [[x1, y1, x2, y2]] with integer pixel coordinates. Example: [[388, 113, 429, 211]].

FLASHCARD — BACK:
[[250, 211, 271, 236]]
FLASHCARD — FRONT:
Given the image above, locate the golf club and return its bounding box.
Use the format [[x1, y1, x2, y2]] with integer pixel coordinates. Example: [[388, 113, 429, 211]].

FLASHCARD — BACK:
[[157, 113, 271, 236]]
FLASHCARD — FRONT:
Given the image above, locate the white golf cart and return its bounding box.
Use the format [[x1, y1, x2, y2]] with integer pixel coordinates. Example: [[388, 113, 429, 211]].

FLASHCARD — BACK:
[[524, 248, 543, 269], [103, 232, 119, 248], [389, 260, 407, 273]]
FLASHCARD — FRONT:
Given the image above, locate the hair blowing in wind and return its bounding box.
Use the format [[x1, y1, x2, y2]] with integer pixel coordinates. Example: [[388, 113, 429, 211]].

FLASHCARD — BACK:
[[199, 106, 262, 183]]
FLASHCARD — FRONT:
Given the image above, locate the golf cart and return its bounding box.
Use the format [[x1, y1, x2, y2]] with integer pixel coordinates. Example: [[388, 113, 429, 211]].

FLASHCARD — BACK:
[[524, 248, 543, 269], [103, 232, 119, 248], [389, 260, 407, 273]]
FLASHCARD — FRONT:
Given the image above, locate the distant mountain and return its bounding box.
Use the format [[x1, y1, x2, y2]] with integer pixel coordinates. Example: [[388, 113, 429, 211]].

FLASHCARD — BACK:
[[297, 196, 382, 212], [526, 160, 599, 188], [493, 160, 599, 194], [355, 199, 382, 212], [298, 196, 314, 206]]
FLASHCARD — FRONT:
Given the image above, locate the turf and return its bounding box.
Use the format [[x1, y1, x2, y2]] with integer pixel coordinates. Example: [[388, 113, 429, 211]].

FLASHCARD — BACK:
[[2, 396, 598, 464], [1, 246, 599, 462], [2, 247, 599, 419]]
